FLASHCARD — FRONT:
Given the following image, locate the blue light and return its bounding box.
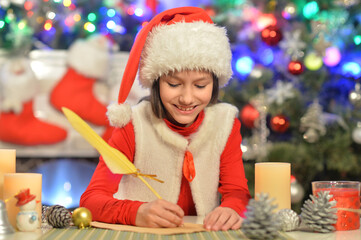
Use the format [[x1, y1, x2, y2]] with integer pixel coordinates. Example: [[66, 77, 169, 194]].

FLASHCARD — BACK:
[[259, 48, 274, 66], [35, 159, 97, 209], [99, 7, 108, 15], [236, 56, 254, 75], [342, 62, 361, 77], [107, 9, 116, 18]]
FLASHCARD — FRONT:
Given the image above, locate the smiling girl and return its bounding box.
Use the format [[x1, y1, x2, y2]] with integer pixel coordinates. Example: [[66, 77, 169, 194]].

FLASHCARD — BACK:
[[80, 6, 250, 231]]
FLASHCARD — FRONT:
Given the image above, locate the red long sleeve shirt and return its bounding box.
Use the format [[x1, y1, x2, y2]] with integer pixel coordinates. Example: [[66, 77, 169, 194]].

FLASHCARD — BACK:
[[80, 112, 250, 225]]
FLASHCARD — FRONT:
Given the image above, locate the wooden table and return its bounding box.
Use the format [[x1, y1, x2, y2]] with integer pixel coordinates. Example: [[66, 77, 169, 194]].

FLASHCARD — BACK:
[[2, 216, 361, 240]]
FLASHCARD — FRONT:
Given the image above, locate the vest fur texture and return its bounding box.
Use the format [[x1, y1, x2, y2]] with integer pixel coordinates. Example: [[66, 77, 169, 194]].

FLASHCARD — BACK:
[[114, 101, 238, 216]]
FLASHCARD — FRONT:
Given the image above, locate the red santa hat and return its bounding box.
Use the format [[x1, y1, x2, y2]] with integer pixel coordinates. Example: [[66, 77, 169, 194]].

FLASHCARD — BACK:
[[107, 6, 233, 127], [14, 189, 36, 207]]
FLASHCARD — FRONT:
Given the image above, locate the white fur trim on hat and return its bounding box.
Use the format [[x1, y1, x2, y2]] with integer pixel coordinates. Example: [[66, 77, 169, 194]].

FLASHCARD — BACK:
[[107, 102, 132, 127], [139, 21, 233, 88], [67, 35, 111, 79]]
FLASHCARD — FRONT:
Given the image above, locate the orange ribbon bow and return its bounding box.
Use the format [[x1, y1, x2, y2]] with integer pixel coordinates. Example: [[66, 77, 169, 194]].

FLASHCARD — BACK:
[[183, 151, 196, 182]]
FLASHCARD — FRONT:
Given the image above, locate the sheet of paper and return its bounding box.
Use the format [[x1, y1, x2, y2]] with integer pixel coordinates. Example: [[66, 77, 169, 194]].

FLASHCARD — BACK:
[[91, 221, 207, 235]]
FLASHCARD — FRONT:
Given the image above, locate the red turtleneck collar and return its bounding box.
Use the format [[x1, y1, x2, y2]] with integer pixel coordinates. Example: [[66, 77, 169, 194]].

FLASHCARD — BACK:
[[163, 111, 205, 137]]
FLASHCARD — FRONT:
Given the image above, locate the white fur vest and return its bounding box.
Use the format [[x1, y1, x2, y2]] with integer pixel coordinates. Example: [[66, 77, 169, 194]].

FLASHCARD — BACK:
[[113, 101, 238, 216]]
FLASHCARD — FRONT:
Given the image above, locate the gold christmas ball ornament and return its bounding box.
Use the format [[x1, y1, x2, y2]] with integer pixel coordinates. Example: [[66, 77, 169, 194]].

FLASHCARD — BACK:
[[72, 207, 92, 229]]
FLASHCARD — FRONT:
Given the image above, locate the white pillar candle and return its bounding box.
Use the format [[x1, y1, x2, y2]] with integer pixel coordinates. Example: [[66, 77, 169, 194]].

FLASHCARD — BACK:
[[0, 149, 16, 200], [255, 162, 291, 211]]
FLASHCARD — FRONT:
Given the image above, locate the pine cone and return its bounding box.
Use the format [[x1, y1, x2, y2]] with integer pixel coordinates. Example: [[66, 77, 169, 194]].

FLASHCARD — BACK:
[[242, 193, 280, 240], [300, 191, 338, 233], [42, 205, 49, 224], [276, 208, 300, 231], [46, 205, 72, 228], [41, 205, 53, 230]]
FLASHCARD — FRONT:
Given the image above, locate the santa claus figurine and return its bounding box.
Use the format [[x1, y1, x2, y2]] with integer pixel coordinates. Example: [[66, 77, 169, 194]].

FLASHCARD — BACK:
[[14, 189, 39, 232], [0, 57, 67, 145]]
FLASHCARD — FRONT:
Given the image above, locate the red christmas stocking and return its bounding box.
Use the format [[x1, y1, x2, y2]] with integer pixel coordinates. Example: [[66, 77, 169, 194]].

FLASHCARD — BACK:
[[50, 35, 116, 141], [0, 101, 67, 145], [50, 68, 108, 126]]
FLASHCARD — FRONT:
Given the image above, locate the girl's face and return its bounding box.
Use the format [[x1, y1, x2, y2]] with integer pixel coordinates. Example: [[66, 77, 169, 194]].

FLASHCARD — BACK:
[[159, 70, 213, 127]]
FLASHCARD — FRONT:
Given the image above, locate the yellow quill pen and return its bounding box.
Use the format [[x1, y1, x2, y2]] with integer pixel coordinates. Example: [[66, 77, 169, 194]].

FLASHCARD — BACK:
[[61, 107, 162, 199]]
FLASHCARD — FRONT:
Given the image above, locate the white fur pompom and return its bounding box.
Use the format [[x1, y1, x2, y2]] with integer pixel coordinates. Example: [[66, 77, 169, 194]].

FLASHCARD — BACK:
[[107, 102, 132, 127]]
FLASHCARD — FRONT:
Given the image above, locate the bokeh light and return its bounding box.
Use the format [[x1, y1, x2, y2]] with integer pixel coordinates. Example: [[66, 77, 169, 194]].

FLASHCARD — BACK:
[[342, 62, 361, 77], [236, 56, 254, 76], [87, 13, 97, 22], [354, 35, 361, 45], [305, 52, 323, 71], [84, 22, 96, 32], [323, 47, 341, 67], [107, 9, 116, 18], [254, 13, 277, 31], [303, 1, 319, 19], [134, 8, 144, 17]]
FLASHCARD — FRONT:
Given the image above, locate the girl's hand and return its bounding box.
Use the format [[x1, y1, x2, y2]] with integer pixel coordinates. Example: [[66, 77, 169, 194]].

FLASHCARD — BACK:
[[135, 199, 184, 228], [203, 207, 243, 231]]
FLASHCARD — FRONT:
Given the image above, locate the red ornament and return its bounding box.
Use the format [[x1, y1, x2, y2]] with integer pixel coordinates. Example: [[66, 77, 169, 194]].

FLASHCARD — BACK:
[[261, 25, 283, 46], [240, 104, 260, 128], [270, 115, 290, 133], [288, 60, 304, 75]]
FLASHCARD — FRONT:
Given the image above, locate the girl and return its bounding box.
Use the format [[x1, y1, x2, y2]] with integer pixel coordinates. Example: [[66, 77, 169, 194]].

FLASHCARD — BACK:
[[80, 6, 250, 231]]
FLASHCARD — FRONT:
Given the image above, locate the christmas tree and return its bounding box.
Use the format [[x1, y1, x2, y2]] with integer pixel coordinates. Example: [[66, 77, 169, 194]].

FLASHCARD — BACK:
[[1, 0, 361, 208], [214, 0, 361, 207]]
